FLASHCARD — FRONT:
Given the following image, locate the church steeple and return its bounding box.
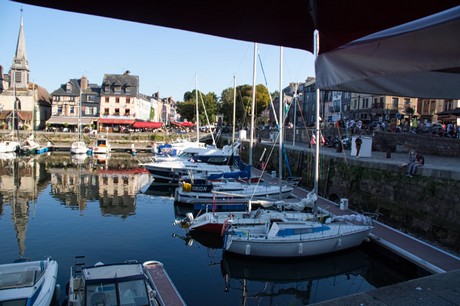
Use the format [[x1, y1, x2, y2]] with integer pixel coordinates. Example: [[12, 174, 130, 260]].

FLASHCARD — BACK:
[[10, 9, 30, 90]]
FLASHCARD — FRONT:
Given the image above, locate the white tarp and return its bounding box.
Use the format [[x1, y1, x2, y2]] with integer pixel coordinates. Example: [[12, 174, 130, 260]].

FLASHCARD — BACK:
[[316, 6, 460, 99]]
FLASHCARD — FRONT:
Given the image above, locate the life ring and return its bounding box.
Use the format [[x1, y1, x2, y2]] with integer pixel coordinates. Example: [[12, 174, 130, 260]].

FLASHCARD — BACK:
[[228, 213, 235, 219]]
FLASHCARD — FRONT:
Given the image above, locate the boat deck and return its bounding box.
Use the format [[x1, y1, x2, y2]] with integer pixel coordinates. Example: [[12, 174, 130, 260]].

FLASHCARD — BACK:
[[143, 262, 186, 306], [254, 168, 460, 274]]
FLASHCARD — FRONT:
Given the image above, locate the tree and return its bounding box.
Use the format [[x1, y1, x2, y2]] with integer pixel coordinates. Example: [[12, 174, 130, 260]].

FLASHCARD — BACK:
[[218, 84, 270, 127], [177, 90, 218, 125]]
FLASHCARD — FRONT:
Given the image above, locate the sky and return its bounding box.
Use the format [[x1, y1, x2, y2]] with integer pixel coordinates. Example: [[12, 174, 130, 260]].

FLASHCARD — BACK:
[[0, 1, 316, 102]]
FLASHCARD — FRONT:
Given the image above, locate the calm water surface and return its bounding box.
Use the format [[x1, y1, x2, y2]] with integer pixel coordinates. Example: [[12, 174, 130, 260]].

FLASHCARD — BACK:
[[0, 153, 421, 305]]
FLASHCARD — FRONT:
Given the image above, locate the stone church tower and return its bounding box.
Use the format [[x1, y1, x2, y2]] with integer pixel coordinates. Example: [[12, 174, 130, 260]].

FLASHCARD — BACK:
[[9, 15, 30, 91]]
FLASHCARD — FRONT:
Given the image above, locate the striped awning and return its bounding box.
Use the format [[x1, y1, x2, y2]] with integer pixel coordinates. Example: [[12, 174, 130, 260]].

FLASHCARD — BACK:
[[99, 118, 135, 125]]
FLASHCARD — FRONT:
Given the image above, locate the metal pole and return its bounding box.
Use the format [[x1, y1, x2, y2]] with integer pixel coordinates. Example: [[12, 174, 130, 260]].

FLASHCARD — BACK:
[[279, 46, 284, 198], [314, 30, 320, 199], [231, 76, 236, 147], [249, 43, 257, 166]]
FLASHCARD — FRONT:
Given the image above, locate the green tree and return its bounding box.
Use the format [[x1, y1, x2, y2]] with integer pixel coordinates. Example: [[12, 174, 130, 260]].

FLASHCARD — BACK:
[[177, 90, 218, 125], [219, 84, 270, 127]]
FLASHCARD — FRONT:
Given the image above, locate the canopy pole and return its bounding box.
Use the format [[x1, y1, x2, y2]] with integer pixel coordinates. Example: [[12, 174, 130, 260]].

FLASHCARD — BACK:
[[279, 46, 284, 198]]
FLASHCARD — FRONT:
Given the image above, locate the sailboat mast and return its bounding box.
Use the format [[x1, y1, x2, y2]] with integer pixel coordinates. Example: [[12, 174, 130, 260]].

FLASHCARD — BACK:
[[314, 30, 320, 214], [249, 42, 257, 166], [195, 74, 200, 144], [231, 76, 236, 147], [78, 80, 82, 141], [278, 46, 284, 197]]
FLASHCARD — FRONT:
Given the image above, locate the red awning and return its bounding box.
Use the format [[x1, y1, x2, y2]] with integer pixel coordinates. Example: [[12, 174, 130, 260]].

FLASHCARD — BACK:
[[132, 121, 163, 129], [171, 121, 195, 127], [99, 118, 135, 125]]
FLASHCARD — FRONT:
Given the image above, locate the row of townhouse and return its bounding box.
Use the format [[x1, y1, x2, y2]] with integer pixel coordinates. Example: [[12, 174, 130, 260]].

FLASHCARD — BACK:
[[269, 77, 460, 129], [48, 72, 177, 132]]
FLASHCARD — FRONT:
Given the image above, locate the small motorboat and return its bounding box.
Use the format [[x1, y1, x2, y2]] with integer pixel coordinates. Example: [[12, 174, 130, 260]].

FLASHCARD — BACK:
[[0, 257, 59, 306], [65, 257, 186, 306]]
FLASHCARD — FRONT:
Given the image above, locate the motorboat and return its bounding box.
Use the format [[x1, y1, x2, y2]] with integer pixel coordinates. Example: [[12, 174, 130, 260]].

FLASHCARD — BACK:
[[92, 136, 111, 154], [65, 257, 186, 306], [70, 141, 89, 155], [0, 140, 21, 153], [21, 135, 49, 155], [176, 195, 323, 234], [154, 142, 239, 164], [223, 214, 373, 258], [174, 178, 294, 208], [142, 142, 241, 183], [0, 257, 59, 306]]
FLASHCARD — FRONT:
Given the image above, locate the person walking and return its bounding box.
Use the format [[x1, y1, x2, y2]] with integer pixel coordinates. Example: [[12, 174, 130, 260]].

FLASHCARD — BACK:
[[355, 136, 362, 158], [407, 151, 425, 177]]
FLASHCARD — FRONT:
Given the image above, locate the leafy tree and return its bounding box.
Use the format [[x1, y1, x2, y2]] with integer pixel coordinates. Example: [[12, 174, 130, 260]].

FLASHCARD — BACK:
[[177, 90, 218, 125], [219, 84, 270, 127]]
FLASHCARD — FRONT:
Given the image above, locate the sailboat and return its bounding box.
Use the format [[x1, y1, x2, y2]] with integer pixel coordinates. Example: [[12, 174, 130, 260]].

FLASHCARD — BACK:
[[223, 45, 373, 258], [70, 80, 89, 155]]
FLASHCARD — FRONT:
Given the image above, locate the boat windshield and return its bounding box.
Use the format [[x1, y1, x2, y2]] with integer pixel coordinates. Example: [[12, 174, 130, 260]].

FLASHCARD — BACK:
[[0, 298, 29, 306], [0, 267, 43, 289], [86, 279, 149, 306]]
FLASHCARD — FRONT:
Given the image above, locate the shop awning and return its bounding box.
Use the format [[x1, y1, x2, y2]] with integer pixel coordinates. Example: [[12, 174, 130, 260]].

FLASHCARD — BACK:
[[47, 116, 94, 125], [99, 118, 135, 125], [171, 121, 195, 127], [132, 121, 163, 129]]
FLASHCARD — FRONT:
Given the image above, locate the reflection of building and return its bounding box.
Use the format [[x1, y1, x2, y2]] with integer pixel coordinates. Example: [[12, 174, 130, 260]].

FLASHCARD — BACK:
[[0, 157, 47, 256], [49, 166, 150, 219], [97, 169, 150, 219]]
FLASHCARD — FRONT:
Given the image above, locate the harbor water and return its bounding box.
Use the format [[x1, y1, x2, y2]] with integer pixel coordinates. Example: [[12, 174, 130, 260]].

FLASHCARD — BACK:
[[0, 152, 426, 305]]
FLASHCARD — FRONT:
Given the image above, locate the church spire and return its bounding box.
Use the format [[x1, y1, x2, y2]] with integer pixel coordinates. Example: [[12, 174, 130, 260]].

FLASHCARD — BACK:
[[10, 8, 30, 90]]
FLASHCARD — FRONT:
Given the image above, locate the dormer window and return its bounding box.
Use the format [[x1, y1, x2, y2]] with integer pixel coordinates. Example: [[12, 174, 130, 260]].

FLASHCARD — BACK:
[[125, 85, 131, 93], [66, 83, 72, 93], [114, 85, 122, 93], [104, 84, 110, 92]]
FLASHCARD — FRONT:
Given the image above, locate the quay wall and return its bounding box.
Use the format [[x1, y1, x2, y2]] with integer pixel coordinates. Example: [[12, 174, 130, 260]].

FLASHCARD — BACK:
[[259, 128, 460, 157], [236, 141, 460, 254]]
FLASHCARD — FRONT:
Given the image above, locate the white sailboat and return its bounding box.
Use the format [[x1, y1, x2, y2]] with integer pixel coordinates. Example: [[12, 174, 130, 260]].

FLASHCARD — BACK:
[[70, 80, 89, 155], [222, 44, 374, 258]]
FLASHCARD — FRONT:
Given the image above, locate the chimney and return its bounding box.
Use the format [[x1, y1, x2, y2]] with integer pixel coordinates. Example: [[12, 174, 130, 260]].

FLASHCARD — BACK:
[[80, 76, 88, 91]]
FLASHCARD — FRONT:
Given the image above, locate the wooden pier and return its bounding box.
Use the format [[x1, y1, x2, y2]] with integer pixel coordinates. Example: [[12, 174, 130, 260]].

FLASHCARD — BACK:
[[143, 261, 186, 306], [253, 168, 460, 274]]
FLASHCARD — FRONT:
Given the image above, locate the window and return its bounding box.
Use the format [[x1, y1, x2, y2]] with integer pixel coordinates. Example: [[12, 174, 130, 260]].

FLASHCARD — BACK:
[[392, 97, 399, 109], [116, 97, 120, 103], [104, 108, 109, 115], [104, 85, 110, 92], [114, 85, 121, 93], [57, 106, 62, 114], [105, 97, 109, 103], [126, 97, 131, 104], [125, 86, 131, 93], [70, 106, 74, 114], [87, 95, 95, 102], [114, 108, 120, 116], [125, 109, 130, 116]]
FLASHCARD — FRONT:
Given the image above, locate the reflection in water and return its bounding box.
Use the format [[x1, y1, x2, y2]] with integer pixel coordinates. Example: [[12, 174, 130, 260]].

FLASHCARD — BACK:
[[220, 249, 370, 305], [0, 153, 151, 257]]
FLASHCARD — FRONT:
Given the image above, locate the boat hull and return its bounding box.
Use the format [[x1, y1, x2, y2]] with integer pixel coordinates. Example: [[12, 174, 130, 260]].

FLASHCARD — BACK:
[[224, 223, 372, 258]]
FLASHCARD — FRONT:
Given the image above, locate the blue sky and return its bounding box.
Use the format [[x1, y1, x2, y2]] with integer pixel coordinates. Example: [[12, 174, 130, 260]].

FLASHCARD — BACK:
[[1, 1, 315, 101]]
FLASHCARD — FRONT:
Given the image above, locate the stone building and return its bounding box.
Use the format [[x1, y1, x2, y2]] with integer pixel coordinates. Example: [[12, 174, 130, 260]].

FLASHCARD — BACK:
[[0, 15, 51, 131]]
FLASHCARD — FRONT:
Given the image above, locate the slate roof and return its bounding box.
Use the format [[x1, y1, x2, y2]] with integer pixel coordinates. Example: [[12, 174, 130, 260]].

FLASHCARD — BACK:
[[101, 72, 139, 97]]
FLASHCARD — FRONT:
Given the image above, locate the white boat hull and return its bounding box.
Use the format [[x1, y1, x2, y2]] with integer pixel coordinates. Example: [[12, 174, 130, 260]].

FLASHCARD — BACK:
[[224, 222, 372, 258], [0, 141, 21, 153], [70, 141, 89, 154]]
